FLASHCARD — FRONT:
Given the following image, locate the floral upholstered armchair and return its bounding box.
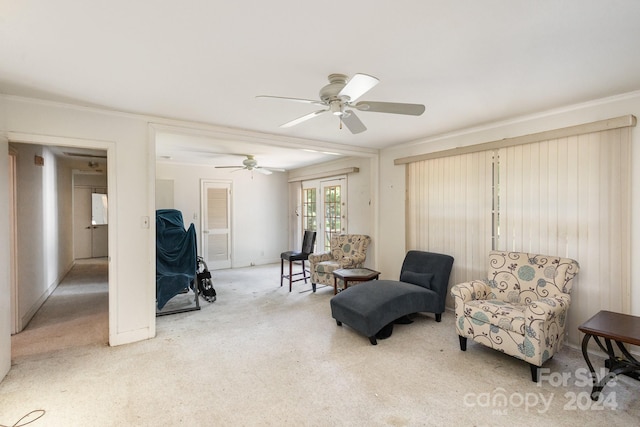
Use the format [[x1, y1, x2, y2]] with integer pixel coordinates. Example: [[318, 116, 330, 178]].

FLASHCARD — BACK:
[[451, 251, 579, 382], [308, 234, 371, 292]]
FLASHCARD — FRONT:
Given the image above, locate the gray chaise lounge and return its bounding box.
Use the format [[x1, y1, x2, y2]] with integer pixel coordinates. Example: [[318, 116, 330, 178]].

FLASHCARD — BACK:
[[330, 250, 454, 345]]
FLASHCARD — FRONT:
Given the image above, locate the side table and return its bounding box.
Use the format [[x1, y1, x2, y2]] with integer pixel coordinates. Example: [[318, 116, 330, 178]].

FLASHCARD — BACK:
[[578, 310, 640, 401], [332, 268, 380, 295]]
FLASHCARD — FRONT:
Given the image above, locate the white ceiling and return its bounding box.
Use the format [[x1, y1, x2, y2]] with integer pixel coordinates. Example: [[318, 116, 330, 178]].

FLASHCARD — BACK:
[[2, 1, 640, 169]]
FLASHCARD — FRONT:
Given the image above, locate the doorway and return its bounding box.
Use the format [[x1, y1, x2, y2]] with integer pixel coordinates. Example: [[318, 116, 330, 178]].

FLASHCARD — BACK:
[[8, 141, 111, 350]]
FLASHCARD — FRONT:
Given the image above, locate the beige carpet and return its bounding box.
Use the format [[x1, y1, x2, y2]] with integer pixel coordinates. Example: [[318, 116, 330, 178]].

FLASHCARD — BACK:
[[1, 260, 639, 426]]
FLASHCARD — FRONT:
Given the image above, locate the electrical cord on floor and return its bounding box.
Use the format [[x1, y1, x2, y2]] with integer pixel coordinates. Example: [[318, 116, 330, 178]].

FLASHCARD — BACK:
[[0, 409, 45, 427]]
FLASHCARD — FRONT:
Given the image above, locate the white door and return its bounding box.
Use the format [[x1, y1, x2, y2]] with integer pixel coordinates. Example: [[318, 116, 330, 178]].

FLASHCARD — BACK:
[[91, 189, 108, 258], [74, 187, 109, 259], [74, 187, 93, 259], [320, 178, 347, 252], [201, 181, 232, 270]]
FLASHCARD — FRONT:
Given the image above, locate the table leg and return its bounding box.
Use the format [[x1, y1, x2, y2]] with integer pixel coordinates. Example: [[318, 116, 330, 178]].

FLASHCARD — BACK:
[[581, 333, 602, 400], [607, 341, 640, 382], [615, 340, 640, 368], [333, 276, 337, 295], [582, 333, 640, 400]]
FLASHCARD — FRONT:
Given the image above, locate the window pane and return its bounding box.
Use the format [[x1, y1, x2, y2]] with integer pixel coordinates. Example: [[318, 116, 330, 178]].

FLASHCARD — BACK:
[[302, 188, 317, 233], [323, 185, 341, 251]]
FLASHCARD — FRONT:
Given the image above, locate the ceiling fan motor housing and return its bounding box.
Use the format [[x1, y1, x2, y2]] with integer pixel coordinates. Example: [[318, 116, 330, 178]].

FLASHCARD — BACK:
[[242, 156, 258, 169], [319, 73, 349, 103]]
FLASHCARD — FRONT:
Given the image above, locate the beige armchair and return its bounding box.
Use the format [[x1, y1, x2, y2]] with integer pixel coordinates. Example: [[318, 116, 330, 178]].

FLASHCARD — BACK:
[[308, 234, 371, 292], [451, 251, 579, 382]]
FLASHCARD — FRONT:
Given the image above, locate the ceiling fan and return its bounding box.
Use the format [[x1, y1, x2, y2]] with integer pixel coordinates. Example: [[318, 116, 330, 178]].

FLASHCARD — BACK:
[[215, 154, 284, 175], [257, 73, 425, 134]]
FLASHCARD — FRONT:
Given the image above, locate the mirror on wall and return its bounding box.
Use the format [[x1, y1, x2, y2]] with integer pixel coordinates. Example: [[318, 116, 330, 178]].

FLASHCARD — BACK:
[[91, 193, 108, 225]]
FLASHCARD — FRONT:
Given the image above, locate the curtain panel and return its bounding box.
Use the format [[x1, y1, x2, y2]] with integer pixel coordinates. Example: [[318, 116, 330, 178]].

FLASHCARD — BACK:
[[405, 125, 632, 346]]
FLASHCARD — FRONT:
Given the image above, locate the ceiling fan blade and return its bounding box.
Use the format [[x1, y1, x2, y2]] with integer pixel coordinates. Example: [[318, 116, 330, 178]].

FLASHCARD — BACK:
[[254, 167, 273, 175], [256, 95, 324, 106], [341, 111, 367, 134], [338, 73, 379, 102], [261, 167, 285, 173], [281, 109, 327, 128], [215, 166, 244, 169], [354, 101, 425, 116]]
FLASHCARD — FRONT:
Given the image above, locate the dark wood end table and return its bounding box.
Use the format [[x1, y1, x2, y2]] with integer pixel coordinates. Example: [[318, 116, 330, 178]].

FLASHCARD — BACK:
[[578, 310, 640, 400], [332, 268, 380, 295]]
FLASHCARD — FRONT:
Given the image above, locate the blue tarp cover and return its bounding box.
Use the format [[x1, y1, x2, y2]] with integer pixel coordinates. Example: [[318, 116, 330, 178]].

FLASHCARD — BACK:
[[156, 209, 197, 309]]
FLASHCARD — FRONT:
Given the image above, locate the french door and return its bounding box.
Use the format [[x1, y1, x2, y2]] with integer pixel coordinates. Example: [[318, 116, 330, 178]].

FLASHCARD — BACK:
[[201, 180, 232, 270], [302, 177, 347, 252]]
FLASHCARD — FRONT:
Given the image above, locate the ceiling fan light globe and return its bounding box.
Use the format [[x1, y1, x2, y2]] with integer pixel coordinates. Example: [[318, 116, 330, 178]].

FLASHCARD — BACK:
[[329, 100, 343, 116]]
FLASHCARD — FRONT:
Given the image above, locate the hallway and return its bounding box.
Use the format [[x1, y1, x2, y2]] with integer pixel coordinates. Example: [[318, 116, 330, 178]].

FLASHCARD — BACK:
[[11, 258, 108, 360]]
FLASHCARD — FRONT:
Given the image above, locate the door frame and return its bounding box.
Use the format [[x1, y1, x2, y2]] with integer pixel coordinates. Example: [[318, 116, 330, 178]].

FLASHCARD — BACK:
[[302, 176, 347, 252], [8, 149, 18, 334], [6, 131, 117, 344]]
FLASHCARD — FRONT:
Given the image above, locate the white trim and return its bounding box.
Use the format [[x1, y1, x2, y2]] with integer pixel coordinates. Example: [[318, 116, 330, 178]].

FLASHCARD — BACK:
[[150, 123, 377, 158], [0, 134, 9, 382], [0, 95, 377, 158], [147, 125, 157, 338], [8, 152, 18, 333], [288, 167, 359, 183]]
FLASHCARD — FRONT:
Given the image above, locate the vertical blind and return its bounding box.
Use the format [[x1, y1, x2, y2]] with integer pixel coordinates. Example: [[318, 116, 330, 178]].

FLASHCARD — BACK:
[[406, 126, 632, 346], [406, 150, 494, 296]]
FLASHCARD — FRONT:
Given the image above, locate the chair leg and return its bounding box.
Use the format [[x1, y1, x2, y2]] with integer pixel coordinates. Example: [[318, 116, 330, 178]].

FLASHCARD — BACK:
[[435, 313, 442, 322], [459, 335, 467, 351], [288, 260, 293, 292], [280, 259, 284, 287], [530, 364, 540, 382], [312, 283, 316, 292], [369, 336, 378, 345], [302, 260, 307, 283]]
